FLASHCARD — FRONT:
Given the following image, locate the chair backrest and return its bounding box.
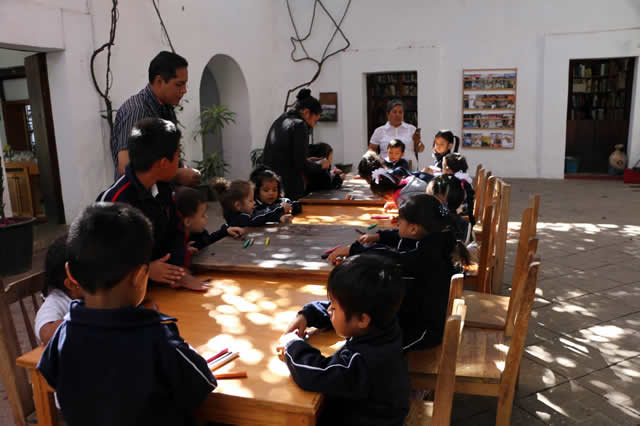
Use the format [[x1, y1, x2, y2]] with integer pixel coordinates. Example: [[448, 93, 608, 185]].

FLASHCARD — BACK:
[[446, 274, 464, 318], [473, 168, 486, 220], [476, 200, 498, 293], [505, 240, 538, 336], [528, 194, 540, 234], [496, 261, 541, 426], [0, 272, 44, 426], [431, 299, 466, 425], [472, 164, 483, 194], [491, 179, 511, 294]]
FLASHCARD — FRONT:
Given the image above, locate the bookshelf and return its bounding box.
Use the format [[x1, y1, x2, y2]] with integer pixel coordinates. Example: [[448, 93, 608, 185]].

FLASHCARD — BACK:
[[565, 57, 635, 173], [366, 72, 417, 141]]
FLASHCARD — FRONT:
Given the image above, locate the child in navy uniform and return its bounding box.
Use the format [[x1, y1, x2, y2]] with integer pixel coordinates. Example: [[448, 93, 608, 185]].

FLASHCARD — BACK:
[[249, 167, 302, 217], [383, 139, 410, 170], [328, 195, 468, 350], [305, 142, 344, 191], [368, 168, 427, 210], [212, 178, 293, 226], [428, 174, 473, 244], [430, 129, 460, 171], [173, 186, 245, 267], [442, 152, 475, 221], [37, 202, 216, 426], [278, 254, 409, 426]]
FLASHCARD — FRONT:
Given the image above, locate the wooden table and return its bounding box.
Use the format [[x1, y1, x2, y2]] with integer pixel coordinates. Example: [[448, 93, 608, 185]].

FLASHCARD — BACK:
[[17, 273, 344, 426], [300, 176, 384, 206], [191, 223, 392, 278], [294, 204, 397, 228]]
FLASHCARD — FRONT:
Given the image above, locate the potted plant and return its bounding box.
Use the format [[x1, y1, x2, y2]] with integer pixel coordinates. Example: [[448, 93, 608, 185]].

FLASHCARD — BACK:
[[250, 148, 264, 169], [194, 105, 235, 199], [0, 163, 36, 275]]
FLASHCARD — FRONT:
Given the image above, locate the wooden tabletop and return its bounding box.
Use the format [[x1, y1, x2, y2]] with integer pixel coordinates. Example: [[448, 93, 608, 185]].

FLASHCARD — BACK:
[[294, 204, 397, 228], [300, 177, 384, 206], [17, 273, 344, 424]]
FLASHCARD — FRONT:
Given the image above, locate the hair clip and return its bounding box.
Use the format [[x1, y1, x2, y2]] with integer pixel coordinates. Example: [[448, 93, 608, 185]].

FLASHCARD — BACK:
[[371, 168, 387, 184]]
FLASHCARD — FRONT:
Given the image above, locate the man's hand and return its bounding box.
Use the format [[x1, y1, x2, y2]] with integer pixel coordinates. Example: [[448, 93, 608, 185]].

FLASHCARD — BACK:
[[226, 226, 245, 239], [413, 129, 425, 153], [327, 246, 350, 264], [149, 254, 185, 285], [175, 168, 201, 186]]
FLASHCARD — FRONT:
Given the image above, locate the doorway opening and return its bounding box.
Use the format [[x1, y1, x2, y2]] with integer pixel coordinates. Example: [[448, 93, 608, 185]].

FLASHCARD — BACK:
[[366, 71, 418, 141], [565, 57, 636, 178]]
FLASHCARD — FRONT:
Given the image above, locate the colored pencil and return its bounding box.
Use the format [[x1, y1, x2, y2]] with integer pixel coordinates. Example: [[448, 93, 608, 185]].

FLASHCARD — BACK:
[[206, 348, 228, 364], [323, 245, 341, 255], [242, 239, 251, 248], [370, 215, 389, 219], [214, 371, 248, 380], [210, 352, 240, 372], [265, 237, 270, 246], [367, 224, 377, 230], [355, 229, 366, 235]]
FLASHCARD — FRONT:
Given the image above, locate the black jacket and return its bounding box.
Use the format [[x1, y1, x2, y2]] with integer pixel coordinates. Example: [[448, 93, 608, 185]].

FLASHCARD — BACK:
[[224, 206, 284, 227], [38, 301, 216, 426], [384, 158, 410, 171], [305, 168, 344, 192], [285, 301, 409, 426], [170, 223, 230, 267], [349, 230, 456, 350], [263, 110, 322, 200]]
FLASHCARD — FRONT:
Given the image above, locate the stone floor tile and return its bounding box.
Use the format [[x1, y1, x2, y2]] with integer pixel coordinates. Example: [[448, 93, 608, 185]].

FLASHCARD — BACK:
[[518, 381, 640, 425], [524, 334, 618, 380], [453, 404, 545, 425], [576, 356, 640, 404], [546, 253, 612, 271], [526, 323, 562, 347], [568, 320, 640, 359], [530, 299, 604, 334], [516, 357, 569, 398], [590, 264, 640, 285], [568, 293, 638, 323], [559, 268, 629, 293], [607, 312, 640, 331], [539, 264, 580, 281], [535, 277, 590, 302], [597, 282, 640, 307]]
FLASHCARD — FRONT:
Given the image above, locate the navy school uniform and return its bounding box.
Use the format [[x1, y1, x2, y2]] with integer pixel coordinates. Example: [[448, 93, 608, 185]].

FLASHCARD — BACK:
[[389, 166, 434, 184], [349, 229, 456, 350], [283, 301, 409, 426], [97, 165, 182, 266], [224, 198, 300, 227], [383, 157, 410, 171], [37, 300, 216, 426], [304, 168, 344, 192], [170, 221, 231, 267]]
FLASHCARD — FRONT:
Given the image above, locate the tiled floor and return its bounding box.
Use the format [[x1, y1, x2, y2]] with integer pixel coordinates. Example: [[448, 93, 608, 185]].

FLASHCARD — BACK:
[[1, 179, 639, 425]]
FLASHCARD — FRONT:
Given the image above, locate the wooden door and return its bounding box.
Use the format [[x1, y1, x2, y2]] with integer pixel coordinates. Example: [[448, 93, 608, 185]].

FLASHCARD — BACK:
[[24, 53, 65, 223]]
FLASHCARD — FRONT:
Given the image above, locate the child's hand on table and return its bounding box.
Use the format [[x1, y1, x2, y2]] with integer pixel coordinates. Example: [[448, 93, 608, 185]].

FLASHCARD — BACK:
[[170, 274, 212, 292], [186, 241, 199, 255], [383, 201, 397, 211], [282, 202, 292, 214], [327, 246, 350, 264], [276, 329, 304, 361], [149, 254, 185, 285], [227, 226, 245, 239], [358, 234, 380, 245], [280, 214, 293, 224]]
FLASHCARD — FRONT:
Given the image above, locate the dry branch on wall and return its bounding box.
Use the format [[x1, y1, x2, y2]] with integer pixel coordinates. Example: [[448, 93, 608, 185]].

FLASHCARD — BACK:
[[284, 0, 351, 111], [90, 0, 118, 133]]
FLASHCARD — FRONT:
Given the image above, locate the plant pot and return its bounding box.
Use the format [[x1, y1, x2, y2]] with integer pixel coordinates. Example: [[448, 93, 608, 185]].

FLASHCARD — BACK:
[[0, 217, 36, 275]]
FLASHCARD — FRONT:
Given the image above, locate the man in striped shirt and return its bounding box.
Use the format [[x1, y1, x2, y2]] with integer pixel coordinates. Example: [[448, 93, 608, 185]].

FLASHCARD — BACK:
[[111, 51, 200, 186]]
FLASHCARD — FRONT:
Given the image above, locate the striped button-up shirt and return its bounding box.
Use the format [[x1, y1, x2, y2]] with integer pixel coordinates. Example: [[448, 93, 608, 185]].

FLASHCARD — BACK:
[[110, 85, 177, 178]]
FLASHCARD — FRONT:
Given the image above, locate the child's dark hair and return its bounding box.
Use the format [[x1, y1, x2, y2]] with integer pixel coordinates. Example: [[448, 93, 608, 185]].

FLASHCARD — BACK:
[[386, 99, 405, 114], [428, 175, 466, 212], [128, 118, 181, 172], [175, 187, 205, 218], [294, 88, 321, 115], [67, 202, 153, 294], [358, 151, 385, 183], [249, 167, 283, 198], [387, 139, 405, 153], [327, 254, 405, 329], [444, 152, 468, 173], [43, 235, 68, 297], [148, 51, 188, 84], [434, 129, 460, 152], [308, 142, 333, 159], [212, 178, 254, 213], [398, 194, 470, 265], [369, 169, 402, 199]]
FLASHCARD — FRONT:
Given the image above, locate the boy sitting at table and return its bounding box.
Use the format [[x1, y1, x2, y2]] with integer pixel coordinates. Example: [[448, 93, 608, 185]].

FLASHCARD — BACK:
[[37, 202, 217, 426], [277, 254, 409, 426]]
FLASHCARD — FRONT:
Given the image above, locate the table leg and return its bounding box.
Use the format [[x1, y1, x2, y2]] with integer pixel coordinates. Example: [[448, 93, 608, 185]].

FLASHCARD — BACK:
[[30, 369, 57, 426]]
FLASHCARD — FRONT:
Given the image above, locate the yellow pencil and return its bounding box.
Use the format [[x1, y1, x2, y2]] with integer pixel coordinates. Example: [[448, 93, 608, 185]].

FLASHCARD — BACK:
[[265, 237, 270, 246]]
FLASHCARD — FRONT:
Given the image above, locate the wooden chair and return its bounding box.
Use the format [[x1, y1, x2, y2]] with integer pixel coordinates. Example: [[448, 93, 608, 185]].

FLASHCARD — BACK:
[[0, 272, 50, 426], [471, 164, 483, 199], [408, 260, 541, 426], [463, 202, 539, 330], [404, 299, 466, 426], [490, 179, 511, 294], [464, 201, 497, 293], [473, 170, 491, 224]]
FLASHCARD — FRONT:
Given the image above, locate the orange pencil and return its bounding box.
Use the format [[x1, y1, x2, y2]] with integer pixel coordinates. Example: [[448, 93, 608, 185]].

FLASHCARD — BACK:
[[210, 351, 240, 372], [215, 371, 248, 380]]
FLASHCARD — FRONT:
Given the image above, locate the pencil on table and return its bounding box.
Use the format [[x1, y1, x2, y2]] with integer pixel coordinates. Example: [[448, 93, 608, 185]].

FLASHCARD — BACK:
[[265, 237, 270, 246], [206, 348, 228, 364], [210, 352, 240, 372], [355, 229, 365, 235], [214, 371, 248, 380]]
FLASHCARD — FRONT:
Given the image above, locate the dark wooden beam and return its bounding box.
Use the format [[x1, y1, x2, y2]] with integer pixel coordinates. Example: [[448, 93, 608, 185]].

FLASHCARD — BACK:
[[0, 66, 26, 81]]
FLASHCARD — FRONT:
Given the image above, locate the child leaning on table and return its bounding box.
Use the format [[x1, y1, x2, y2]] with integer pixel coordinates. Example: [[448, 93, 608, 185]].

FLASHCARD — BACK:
[[277, 254, 409, 426], [34, 235, 84, 345], [37, 202, 216, 426]]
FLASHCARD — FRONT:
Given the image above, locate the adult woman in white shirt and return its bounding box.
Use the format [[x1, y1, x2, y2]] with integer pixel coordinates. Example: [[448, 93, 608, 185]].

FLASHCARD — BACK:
[[368, 99, 424, 168]]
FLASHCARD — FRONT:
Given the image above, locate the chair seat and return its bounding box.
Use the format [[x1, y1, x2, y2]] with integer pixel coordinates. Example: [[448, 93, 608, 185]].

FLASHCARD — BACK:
[[408, 329, 507, 392], [463, 290, 509, 330], [404, 399, 434, 426]]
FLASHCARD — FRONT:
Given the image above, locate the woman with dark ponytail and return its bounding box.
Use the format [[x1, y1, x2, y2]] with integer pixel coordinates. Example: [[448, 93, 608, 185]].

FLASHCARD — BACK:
[[263, 89, 330, 200], [431, 129, 460, 171]]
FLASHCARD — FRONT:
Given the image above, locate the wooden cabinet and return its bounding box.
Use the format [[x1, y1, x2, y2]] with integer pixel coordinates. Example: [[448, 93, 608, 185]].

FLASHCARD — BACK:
[[5, 161, 43, 219]]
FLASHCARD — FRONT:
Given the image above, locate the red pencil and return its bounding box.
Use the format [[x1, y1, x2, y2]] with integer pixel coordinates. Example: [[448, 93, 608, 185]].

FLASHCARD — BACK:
[[323, 245, 342, 255], [215, 371, 248, 380], [206, 348, 229, 364]]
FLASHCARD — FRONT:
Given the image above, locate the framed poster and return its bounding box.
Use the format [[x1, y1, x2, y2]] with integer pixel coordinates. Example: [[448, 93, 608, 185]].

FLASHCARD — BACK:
[[319, 92, 338, 122], [462, 69, 517, 149]]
